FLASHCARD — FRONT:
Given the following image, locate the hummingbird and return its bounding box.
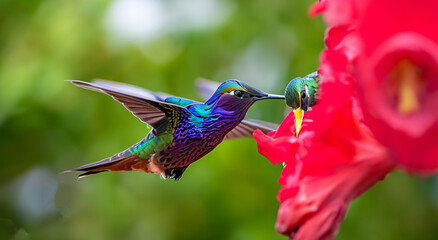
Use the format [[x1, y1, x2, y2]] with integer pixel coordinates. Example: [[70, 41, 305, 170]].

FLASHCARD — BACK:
[[65, 79, 284, 180], [285, 72, 320, 136]]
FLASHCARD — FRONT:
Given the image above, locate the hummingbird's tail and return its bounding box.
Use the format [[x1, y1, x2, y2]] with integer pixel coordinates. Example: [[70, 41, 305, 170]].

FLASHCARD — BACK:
[[63, 151, 151, 178]]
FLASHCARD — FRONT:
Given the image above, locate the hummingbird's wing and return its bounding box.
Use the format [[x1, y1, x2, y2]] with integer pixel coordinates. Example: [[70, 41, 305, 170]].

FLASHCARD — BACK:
[[224, 120, 279, 140], [70, 80, 190, 129], [92, 79, 171, 101], [94, 79, 200, 107]]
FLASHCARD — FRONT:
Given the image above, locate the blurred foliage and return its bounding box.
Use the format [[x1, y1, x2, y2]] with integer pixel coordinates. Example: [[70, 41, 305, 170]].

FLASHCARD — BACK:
[[0, 0, 436, 240]]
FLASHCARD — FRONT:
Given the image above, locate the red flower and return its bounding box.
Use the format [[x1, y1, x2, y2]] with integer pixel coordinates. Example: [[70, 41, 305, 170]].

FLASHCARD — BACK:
[[354, 0, 438, 174], [256, 0, 438, 239], [254, 79, 395, 239]]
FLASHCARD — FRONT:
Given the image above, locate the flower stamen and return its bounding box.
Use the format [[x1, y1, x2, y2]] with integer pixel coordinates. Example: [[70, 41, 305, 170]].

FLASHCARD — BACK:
[[394, 60, 421, 115]]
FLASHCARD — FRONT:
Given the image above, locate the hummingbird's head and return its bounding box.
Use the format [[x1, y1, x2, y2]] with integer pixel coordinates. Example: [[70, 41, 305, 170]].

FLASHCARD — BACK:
[[285, 72, 320, 136], [206, 80, 284, 117]]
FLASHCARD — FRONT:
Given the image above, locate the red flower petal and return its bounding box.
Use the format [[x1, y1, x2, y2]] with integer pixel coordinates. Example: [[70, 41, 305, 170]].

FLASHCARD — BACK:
[[276, 148, 394, 239], [254, 128, 299, 165], [309, 0, 327, 18], [352, 0, 438, 174]]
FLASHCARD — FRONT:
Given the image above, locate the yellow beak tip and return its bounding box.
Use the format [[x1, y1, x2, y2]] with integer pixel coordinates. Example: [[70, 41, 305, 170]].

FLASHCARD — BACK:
[[293, 108, 305, 137], [295, 128, 301, 136]]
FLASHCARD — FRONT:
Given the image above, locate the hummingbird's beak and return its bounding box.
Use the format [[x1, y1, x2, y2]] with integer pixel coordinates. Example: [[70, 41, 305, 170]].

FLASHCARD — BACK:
[[266, 94, 285, 99], [238, 81, 284, 100], [256, 94, 285, 100], [293, 108, 304, 136]]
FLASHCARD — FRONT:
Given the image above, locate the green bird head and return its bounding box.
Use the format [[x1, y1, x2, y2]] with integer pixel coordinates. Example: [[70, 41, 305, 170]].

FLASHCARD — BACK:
[[285, 72, 320, 136]]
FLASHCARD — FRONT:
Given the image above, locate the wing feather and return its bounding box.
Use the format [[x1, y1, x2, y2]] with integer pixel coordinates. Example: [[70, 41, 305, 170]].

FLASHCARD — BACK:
[[92, 79, 166, 101], [224, 119, 279, 140], [70, 80, 188, 129]]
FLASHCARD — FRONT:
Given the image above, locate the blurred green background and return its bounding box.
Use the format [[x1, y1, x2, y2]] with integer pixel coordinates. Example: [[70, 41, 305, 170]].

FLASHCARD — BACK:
[[0, 0, 437, 239]]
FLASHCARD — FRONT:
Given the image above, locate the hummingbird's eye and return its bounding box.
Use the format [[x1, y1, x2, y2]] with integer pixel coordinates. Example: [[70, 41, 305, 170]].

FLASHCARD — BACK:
[[301, 91, 306, 99], [232, 90, 243, 97]]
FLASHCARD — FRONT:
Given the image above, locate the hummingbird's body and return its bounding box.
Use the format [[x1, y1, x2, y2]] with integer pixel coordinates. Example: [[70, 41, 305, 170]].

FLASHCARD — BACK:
[[124, 105, 241, 175], [66, 79, 283, 180]]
